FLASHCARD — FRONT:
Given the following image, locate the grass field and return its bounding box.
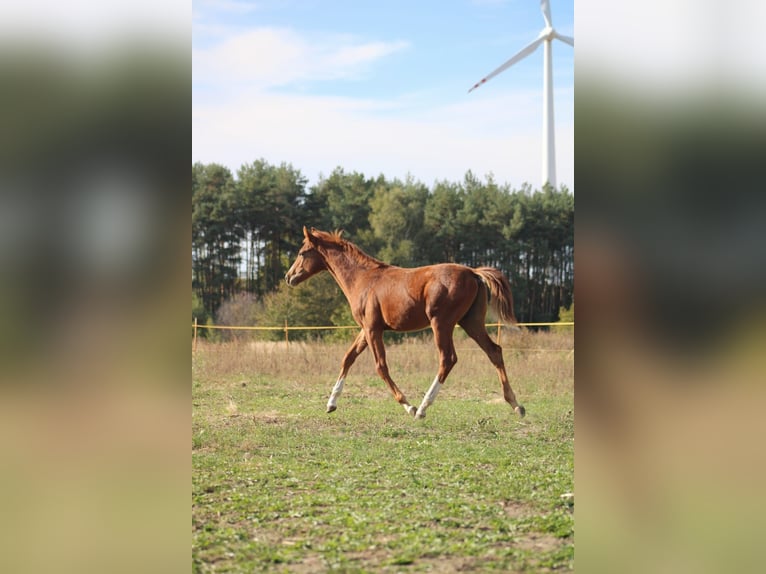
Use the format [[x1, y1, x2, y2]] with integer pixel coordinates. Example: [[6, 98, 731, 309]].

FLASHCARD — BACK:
[[192, 330, 574, 572]]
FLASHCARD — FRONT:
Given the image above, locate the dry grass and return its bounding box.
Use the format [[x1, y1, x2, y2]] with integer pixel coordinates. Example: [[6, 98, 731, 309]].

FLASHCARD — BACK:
[[193, 328, 573, 404]]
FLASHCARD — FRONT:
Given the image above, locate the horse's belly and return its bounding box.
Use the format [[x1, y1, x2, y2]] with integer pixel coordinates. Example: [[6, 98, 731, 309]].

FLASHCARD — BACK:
[[382, 304, 429, 332]]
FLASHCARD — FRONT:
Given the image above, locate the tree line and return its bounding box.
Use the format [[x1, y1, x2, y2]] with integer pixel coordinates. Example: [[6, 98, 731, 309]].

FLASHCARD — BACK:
[[192, 159, 573, 338]]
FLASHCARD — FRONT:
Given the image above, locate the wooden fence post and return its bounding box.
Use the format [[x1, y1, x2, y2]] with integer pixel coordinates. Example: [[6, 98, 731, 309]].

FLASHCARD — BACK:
[[193, 317, 198, 355], [284, 319, 289, 349]]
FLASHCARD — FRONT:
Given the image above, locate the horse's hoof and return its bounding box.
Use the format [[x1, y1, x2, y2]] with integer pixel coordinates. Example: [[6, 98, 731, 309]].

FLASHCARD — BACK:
[[515, 405, 526, 418], [326, 405, 337, 413], [404, 405, 417, 417], [415, 410, 426, 419]]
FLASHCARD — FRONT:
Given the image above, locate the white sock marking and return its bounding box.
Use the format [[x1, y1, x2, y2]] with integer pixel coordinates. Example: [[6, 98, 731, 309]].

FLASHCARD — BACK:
[[416, 376, 442, 418], [327, 377, 344, 409]]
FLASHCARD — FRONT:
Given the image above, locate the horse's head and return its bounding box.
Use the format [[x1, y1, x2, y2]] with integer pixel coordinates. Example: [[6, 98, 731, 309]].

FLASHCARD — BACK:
[[285, 226, 329, 286]]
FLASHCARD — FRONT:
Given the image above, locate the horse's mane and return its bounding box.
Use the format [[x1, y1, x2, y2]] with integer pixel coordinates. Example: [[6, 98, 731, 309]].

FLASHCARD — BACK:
[[315, 229, 389, 270]]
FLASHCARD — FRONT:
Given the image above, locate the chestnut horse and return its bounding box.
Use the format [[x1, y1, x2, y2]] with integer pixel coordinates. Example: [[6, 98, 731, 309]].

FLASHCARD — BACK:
[[285, 227, 525, 419]]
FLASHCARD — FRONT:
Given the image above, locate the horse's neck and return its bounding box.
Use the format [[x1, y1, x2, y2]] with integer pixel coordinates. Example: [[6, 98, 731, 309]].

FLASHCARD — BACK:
[[322, 248, 374, 300]]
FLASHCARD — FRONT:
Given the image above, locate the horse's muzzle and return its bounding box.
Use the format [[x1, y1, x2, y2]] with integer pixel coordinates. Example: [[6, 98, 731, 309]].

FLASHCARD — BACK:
[[285, 272, 299, 287]]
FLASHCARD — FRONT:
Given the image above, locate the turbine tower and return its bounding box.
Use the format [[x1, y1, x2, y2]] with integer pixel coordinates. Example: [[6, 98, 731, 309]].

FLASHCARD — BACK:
[[469, 1, 573, 189]]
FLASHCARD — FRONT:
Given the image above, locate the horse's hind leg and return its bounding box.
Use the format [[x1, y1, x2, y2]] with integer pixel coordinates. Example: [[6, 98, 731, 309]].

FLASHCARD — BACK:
[[459, 314, 525, 417], [365, 328, 416, 416], [327, 329, 368, 413], [415, 320, 457, 419]]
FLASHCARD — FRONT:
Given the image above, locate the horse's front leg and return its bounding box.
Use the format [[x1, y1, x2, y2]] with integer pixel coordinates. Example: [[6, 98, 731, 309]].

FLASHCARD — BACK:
[[327, 329, 368, 413], [327, 331, 367, 413], [366, 328, 416, 416]]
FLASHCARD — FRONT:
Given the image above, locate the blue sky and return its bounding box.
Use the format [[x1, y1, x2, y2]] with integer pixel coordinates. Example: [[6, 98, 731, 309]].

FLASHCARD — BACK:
[[192, 0, 574, 190]]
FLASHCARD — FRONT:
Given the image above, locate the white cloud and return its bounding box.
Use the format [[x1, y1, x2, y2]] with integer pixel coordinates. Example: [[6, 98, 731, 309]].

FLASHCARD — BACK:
[[192, 86, 573, 189], [325, 39, 410, 71], [194, 28, 306, 87], [193, 27, 409, 89]]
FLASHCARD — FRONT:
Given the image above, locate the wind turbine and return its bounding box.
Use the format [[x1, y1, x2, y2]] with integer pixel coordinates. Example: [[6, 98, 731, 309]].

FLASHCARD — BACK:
[[469, 0, 573, 189]]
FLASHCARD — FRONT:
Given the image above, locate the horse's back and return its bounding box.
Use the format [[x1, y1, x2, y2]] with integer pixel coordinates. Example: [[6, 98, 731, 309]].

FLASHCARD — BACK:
[[378, 263, 475, 296], [367, 263, 478, 330]]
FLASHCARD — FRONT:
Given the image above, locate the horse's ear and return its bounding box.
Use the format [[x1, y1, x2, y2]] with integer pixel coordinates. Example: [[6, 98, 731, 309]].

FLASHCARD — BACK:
[[337, 229, 345, 239], [304, 226, 318, 246]]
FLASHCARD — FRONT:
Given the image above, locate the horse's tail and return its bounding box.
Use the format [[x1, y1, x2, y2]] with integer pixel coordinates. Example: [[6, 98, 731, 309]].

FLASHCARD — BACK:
[[472, 267, 518, 326]]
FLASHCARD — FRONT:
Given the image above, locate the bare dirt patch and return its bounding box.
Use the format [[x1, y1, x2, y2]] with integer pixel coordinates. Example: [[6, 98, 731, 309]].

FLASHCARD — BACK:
[[285, 553, 327, 573], [251, 410, 294, 425], [514, 533, 564, 552], [501, 500, 534, 519]]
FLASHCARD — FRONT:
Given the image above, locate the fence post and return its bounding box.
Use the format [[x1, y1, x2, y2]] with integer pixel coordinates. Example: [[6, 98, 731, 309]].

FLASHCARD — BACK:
[[496, 322, 502, 345], [193, 317, 198, 355], [284, 319, 289, 349]]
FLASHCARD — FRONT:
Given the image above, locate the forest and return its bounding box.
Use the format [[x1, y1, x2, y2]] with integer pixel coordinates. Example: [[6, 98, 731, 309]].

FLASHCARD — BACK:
[[192, 159, 573, 338]]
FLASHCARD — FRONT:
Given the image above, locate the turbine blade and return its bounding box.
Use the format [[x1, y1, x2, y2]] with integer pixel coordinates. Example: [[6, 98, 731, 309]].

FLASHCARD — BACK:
[[554, 32, 574, 47], [541, 0, 552, 28], [468, 36, 545, 93]]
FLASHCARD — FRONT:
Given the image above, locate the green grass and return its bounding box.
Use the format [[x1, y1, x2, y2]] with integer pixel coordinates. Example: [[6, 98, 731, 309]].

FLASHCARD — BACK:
[[193, 333, 573, 572]]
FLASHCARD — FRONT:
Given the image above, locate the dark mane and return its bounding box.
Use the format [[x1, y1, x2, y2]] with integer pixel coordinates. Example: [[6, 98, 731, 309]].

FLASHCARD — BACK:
[[317, 229, 390, 270]]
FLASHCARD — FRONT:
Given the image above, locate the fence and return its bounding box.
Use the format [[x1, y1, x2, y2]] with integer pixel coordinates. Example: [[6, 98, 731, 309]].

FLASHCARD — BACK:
[[191, 318, 573, 353]]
